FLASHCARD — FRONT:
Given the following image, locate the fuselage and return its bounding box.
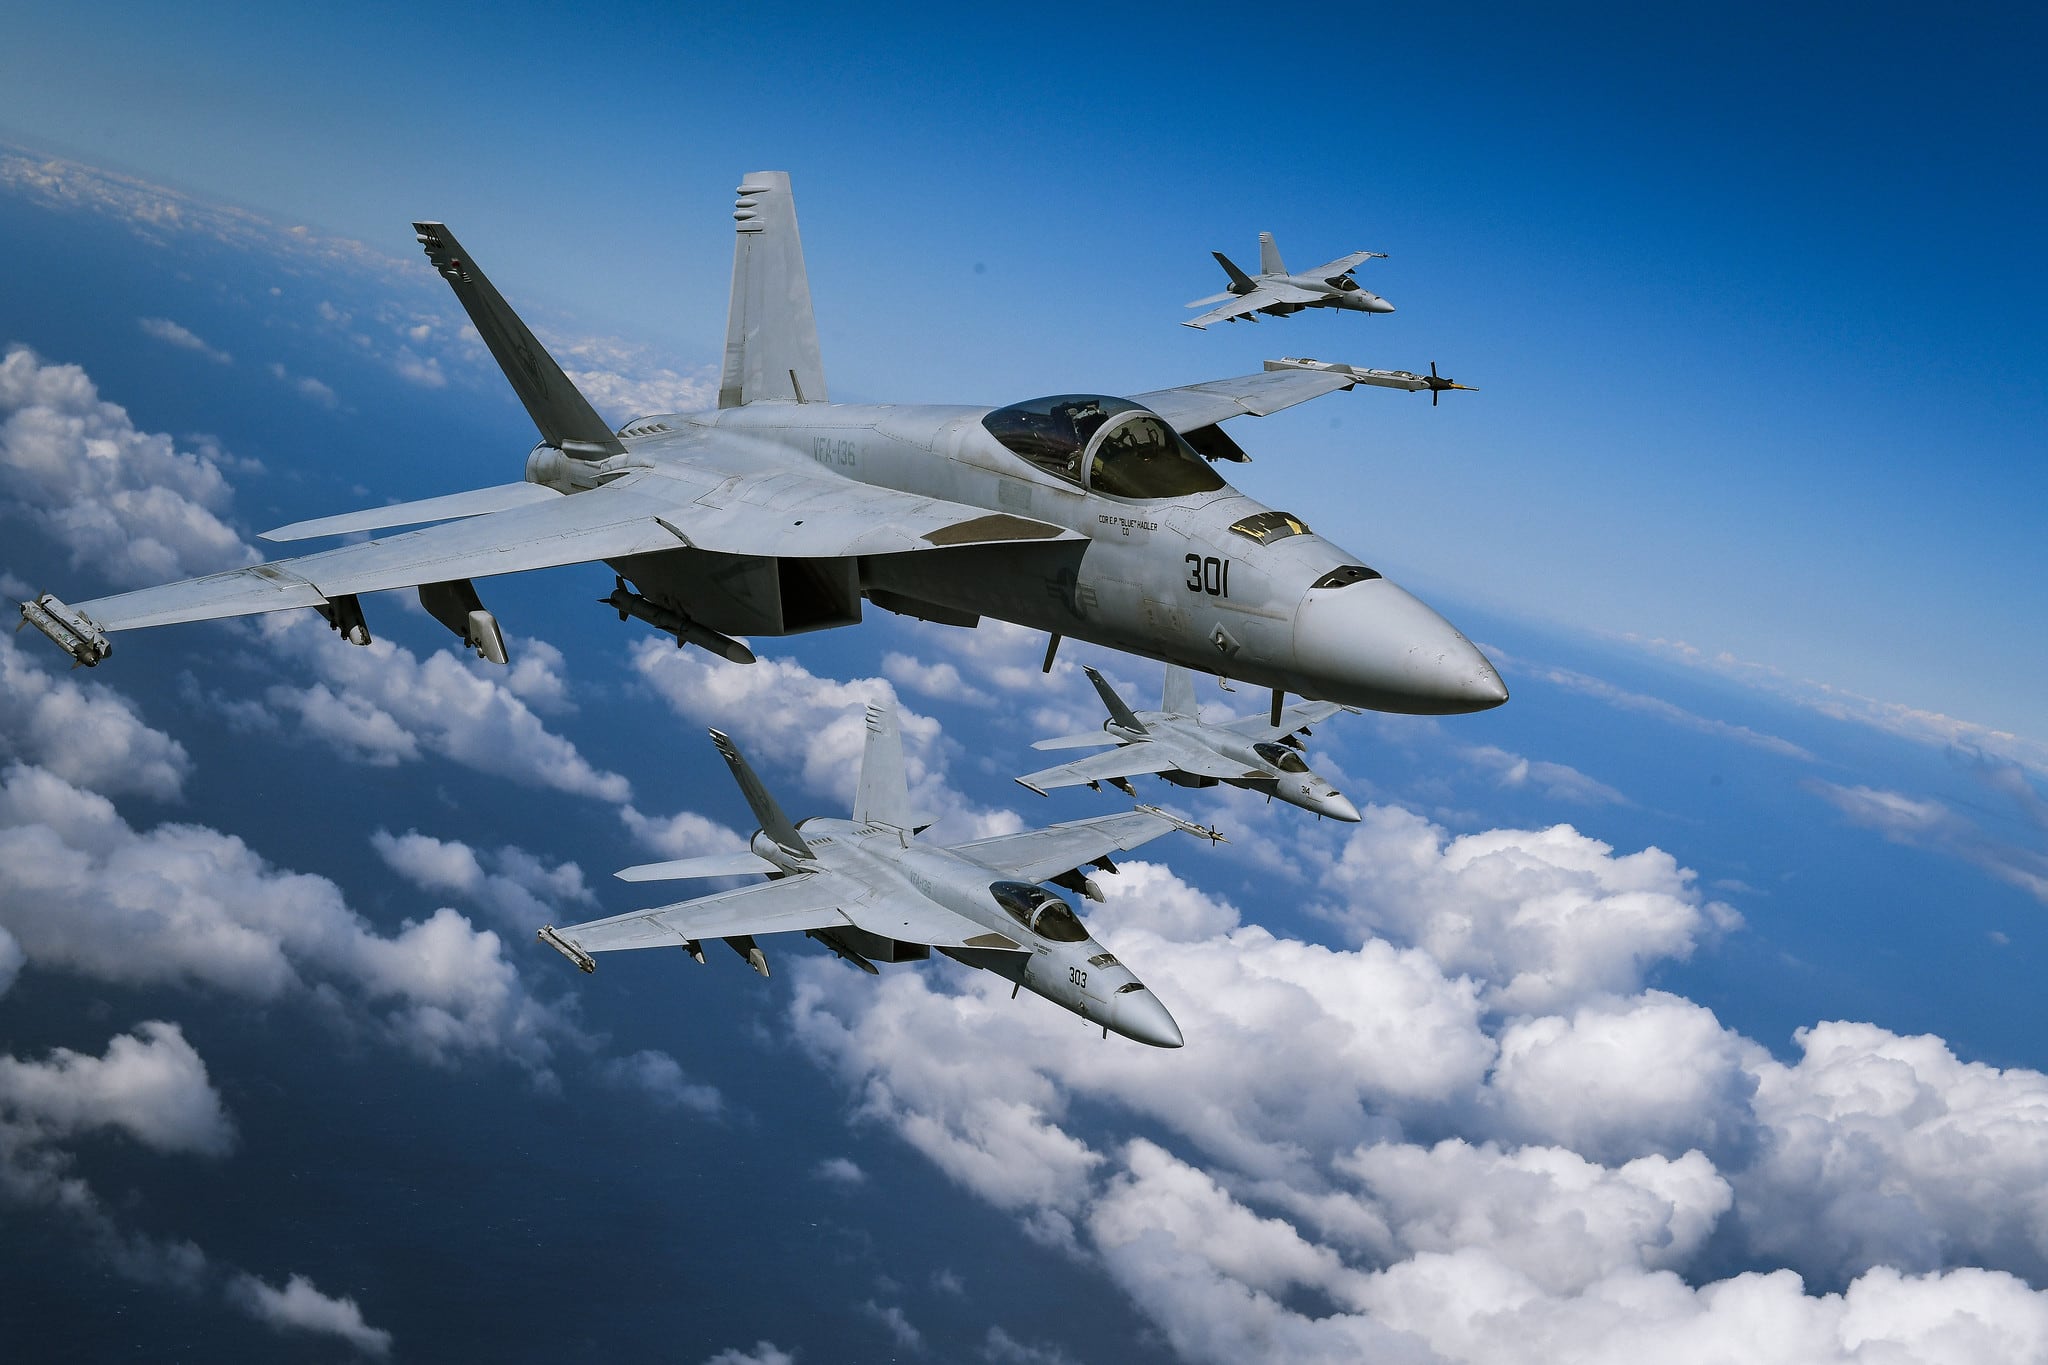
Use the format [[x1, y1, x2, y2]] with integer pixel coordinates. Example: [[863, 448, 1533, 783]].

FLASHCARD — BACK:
[[781, 818, 1182, 1047], [543, 398, 1506, 716]]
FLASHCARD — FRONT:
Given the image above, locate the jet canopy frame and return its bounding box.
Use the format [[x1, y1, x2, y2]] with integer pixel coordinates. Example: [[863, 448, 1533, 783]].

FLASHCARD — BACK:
[[982, 395, 1225, 501]]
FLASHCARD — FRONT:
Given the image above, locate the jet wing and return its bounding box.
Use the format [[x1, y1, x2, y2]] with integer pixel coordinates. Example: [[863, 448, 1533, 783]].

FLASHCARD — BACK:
[[550, 871, 857, 954], [1308, 250, 1385, 278], [1220, 700, 1356, 740], [261, 482, 563, 542], [1017, 744, 1176, 793], [949, 809, 1194, 883], [557, 864, 1007, 955], [50, 463, 1079, 636], [1181, 281, 1324, 330], [1133, 368, 1359, 430], [1134, 359, 1462, 434]]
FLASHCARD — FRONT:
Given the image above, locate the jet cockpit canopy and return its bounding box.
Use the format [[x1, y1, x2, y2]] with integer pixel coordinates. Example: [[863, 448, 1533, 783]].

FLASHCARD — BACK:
[[982, 395, 1224, 500], [989, 880, 1091, 943], [1253, 741, 1310, 774]]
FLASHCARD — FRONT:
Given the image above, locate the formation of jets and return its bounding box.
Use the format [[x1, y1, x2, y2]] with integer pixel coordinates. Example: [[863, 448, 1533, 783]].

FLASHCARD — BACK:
[[20, 171, 1501, 1047]]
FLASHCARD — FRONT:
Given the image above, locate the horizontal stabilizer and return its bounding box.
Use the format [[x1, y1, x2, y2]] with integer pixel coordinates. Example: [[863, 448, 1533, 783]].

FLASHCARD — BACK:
[[261, 482, 562, 542]]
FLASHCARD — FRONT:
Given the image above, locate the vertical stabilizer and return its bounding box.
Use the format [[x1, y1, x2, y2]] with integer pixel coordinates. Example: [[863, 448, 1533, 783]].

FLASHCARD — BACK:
[[1161, 665, 1198, 718], [853, 703, 915, 832], [709, 729, 814, 859], [719, 172, 828, 408], [1084, 666, 1148, 735], [1258, 231, 1287, 278]]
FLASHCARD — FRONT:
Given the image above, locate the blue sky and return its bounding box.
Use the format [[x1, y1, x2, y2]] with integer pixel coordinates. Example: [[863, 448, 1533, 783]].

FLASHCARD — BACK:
[[3, 5, 2048, 1362]]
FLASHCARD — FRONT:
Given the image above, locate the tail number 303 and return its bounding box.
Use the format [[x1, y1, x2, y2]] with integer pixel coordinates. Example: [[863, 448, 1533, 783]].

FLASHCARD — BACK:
[[1185, 554, 1230, 597]]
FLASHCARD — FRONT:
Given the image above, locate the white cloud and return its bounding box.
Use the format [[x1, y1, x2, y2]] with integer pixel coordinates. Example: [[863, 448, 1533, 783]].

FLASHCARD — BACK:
[[266, 361, 338, 408], [138, 316, 231, 365], [814, 1156, 866, 1187], [1488, 992, 1762, 1163], [620, 804, 746, 859], [1808, 779, 2048, 905], [1624, 632, 2048, 779], [264, 615, 630, 803], [0, 1021, 233, 1157], [602, 1050, 722, 1116], [1741, 1021, 2048, 1284], [1333, 1139, 1729, 1294], [858, 1299, 925, 1353], [228, 1272, 392, 1357], [0, 763, 567, 1075], [883, 651, 994, 707], [0, 631, 190, 800], [702, 1344, 796, 1365], [1459, 743, 1628, 806], [1322, 806, 1741, 1013], [371, 828, 594, 932], [0, 345, 252, 585]]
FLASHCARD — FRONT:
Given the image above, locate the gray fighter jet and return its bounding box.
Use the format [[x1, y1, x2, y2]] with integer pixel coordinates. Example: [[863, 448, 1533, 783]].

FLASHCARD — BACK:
[[1018, 664, 1361, 822], [21, 172, 1505, 722], [537, 704, 1212, 1047], [1183, 232, 1395, 329]]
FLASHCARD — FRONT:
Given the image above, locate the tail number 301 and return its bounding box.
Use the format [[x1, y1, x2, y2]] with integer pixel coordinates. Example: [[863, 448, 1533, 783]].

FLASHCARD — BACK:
[[1185, 555, 1230, 597]]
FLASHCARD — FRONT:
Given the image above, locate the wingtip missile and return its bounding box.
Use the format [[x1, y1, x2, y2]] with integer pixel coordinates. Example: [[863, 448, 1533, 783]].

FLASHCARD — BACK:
[[537, 925, 596, 973]]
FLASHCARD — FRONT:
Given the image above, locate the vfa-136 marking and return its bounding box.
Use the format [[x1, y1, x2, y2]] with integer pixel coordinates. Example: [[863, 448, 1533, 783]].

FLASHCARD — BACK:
[[21, 172, 1504, 720]]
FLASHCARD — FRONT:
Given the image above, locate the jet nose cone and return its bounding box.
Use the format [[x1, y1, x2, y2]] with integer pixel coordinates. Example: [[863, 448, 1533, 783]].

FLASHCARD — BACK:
[[1347, 291, 1394, 313], [1116, 989, 1184, 1048], [1322, 791, 1362, 823], [1294, 579, 1509, 714]]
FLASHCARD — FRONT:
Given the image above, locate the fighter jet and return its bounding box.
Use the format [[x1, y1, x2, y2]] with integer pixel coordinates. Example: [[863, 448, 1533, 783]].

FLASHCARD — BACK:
[[21, 172, 1505, 723], [1017, 664, 1361, 822], [536, 704, 1213, 1047], [1184, 232, 1395, 329]]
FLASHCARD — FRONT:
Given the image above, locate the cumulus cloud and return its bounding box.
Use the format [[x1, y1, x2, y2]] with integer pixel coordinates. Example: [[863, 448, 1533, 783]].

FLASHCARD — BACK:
[[620, 804, 746, 859], [0, 631, 190, 800], [814, 1156, 866, 1187], [780, 816, 2048, 1363], [0, 345, 252, 584], [0, 1021, 233, 1158], [0, 764, 567, 1075], [1740, 1021, 2048, 1285], [602, 1050, 722, 1116], [883, 651, 994, 707], [702, 1344, 796, 1365], [1487, 992, 1762, 1164], [228, 1272, 392, 1357], [372, 827, 594, 932], [858, 1299, 925, 1353], [1323, 806, 1741, 1013], [138, 316, 232, 365], [264, 615, 630, 803]]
